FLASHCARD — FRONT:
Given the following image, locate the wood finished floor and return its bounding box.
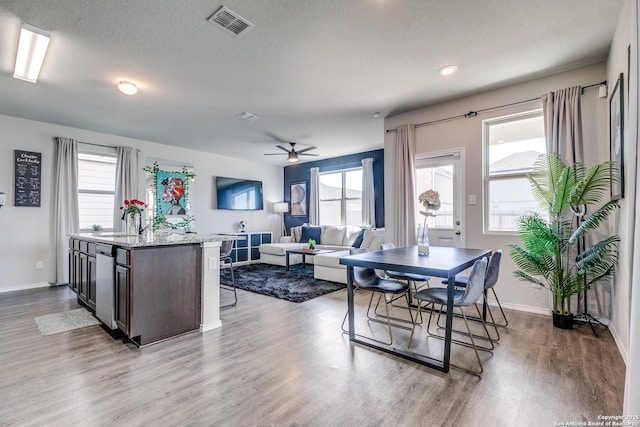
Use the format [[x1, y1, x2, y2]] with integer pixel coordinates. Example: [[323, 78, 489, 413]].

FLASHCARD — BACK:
[[0, 284, 625, 426]]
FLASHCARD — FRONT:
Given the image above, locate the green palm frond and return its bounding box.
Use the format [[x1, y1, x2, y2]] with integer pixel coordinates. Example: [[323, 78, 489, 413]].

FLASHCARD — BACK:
[[569, 201, 620, 244], [570, 162, 616, 206], [509, 245, 554, 278], [575, 236, 620, 273], [513, 270, 548, 288], [551, 165, 578, 214]]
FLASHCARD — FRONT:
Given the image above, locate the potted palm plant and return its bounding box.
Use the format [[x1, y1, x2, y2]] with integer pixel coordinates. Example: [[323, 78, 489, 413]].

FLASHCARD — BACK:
[[509, 154, 620, 329]]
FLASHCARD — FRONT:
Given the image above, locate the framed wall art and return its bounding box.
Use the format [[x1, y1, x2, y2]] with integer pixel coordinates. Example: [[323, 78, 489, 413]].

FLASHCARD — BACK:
[[609, 72, 624, 200], [290, 181, 307, 216]]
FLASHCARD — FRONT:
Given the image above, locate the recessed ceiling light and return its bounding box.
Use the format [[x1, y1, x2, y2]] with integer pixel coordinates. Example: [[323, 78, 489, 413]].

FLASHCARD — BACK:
[[13, 23, 51, 83], [437, 65, 458, 76], [373, 112, 381, 118], [117, 81, 138, 95]]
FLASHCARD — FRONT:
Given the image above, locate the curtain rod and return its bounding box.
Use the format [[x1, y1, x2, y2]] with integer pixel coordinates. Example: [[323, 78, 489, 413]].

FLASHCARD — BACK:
[[385, 80, 606, 133], [78, 140, 140, 152]]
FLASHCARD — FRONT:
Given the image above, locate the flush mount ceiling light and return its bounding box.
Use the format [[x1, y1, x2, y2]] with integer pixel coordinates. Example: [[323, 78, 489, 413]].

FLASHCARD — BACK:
[[117, 81, 138, 95], [437, 65, 458, 76], [13, 23, 51, 83]]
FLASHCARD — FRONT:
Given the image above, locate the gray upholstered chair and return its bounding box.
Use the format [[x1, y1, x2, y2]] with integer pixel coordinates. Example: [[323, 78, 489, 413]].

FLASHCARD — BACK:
[[380, 243, 431, 303], [408, 257, 491, 376], [219, 239, 237, 309], [341, 248, 414, 345], [440, 249, 507, 337]]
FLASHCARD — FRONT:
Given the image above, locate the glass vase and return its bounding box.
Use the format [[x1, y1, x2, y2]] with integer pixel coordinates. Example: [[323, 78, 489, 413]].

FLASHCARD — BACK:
[[417, 223, 430, 256], [126, 214, 139, 236]]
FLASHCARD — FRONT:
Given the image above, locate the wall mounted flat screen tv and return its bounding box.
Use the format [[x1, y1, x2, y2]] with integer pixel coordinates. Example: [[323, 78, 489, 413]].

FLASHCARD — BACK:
[[215, 176, 264, 210]]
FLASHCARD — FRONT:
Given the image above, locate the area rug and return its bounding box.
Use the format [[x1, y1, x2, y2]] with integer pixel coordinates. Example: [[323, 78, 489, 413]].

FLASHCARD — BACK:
[[222, 264, 346, 303], [34, 308, 100, 336]]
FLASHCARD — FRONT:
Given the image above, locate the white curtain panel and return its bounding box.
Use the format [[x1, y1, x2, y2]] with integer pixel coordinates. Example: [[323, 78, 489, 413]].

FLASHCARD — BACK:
[[48, 137, 79, 284], [393, 125, 417, 246], [113, 146, 140, 232], [361, 158, 375, 227], [309, 167, 320, 225], [541, 86, 584, 163]]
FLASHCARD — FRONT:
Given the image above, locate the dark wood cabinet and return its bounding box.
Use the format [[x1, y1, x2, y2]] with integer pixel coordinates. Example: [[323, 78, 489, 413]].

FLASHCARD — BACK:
[[68, 238, 97, 310], [87, 255, 96, 310], [115, 264, 130, 334]]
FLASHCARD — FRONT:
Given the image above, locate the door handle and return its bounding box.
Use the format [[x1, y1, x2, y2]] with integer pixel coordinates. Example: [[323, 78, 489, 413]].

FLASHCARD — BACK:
[[455, 230, 461, 235]]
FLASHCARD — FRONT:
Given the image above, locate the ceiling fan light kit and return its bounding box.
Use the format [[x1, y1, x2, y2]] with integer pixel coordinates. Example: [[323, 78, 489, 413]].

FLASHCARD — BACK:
[[264, 142, 319, 162]]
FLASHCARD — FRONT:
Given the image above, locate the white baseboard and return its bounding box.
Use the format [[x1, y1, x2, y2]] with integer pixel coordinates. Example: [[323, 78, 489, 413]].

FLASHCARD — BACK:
[[608, 323, 628, 365], [200, 320, 222, 332], [0, 282, 53, 293], [486, 299, 551, 316]]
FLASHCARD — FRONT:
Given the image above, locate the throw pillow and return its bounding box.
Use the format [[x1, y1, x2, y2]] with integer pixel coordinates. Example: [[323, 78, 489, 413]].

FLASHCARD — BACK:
[[351, 228, 366, 248], [300, 226, 322, 245]]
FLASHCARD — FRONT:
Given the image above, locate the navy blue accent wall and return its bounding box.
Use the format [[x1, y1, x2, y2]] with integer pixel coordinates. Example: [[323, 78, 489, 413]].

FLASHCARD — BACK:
[[283, 149, 384, 230]]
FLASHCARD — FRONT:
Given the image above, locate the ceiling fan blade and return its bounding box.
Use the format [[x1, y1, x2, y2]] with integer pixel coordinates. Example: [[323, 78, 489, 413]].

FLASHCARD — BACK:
[[264, 153, 287, 156], [296, 146, 317, 154], [299, 153, 319, 156], [276, 145, 291, 153]]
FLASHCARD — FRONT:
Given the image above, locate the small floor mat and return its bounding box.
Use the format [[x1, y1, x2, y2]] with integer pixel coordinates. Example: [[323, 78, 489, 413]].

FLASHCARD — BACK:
[[34, 308, 100, 336]]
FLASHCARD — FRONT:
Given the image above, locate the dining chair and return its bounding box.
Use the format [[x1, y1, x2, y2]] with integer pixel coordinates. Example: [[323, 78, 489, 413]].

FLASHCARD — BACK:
[[219, 239, 237, 309], [341, 248, 414, 345], [408, 257, 491, 376], [380, 242, 431, 298], [440, 249, 507, 334]]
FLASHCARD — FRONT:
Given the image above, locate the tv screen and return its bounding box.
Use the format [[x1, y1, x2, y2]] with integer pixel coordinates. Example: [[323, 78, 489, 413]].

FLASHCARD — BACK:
[[216, 176, 264, 210]]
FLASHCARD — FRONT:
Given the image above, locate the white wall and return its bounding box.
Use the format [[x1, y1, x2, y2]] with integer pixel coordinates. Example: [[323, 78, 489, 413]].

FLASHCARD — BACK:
[[384, 62, 608, 315], [0, 114, 283, 292], [608, 0, 633, 364]]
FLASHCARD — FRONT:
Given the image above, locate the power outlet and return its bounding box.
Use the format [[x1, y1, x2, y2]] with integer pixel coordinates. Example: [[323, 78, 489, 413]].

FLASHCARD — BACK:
[[208, 257, 219, 270], [468, 194, 477, 205], [36, 261, 44, 270]]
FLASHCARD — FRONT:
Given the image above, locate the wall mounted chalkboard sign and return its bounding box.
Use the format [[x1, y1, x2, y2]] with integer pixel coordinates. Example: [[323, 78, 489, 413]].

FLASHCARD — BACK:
[[14, 150, 41, 207]]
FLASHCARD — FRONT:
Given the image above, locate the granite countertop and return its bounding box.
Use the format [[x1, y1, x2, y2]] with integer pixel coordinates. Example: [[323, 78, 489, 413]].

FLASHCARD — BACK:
[[69, 232, 242, 248]]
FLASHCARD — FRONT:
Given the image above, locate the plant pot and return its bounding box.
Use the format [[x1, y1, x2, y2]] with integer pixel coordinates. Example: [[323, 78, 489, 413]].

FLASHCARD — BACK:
[[552, 311, 574, 330]]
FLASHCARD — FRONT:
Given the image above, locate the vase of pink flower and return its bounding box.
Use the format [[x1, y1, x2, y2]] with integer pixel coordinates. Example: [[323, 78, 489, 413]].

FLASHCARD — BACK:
[[417, 190, 441, 256], [120, 199, 147, 235]]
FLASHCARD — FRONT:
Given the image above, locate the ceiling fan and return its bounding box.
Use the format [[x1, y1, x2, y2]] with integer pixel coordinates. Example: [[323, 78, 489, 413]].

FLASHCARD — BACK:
[[264, 142, 318, 163]]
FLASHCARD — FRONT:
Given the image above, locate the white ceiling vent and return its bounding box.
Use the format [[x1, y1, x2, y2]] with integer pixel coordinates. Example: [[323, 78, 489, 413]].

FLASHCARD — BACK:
[[236, 111, 260, 121], [208, 6, 254, 37]]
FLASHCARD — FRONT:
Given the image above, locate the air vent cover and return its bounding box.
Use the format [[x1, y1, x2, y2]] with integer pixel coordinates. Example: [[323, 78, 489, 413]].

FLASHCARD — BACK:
[[208, 6, 254, 36]]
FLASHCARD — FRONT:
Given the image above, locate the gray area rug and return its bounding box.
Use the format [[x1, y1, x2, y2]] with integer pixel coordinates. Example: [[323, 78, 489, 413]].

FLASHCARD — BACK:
[[34, 308, 100, 336], [223, 263, 345, 303]]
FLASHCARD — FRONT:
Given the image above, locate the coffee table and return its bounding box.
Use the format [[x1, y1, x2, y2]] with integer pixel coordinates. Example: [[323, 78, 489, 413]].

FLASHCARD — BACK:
[[285, 248, 336, 271]]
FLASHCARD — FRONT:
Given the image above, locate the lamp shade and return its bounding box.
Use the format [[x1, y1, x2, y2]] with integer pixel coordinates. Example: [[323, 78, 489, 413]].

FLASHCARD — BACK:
[[274, 202, 289, 213]]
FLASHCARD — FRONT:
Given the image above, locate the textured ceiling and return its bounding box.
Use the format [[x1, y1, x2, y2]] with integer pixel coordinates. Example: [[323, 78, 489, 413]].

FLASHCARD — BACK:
[[0, 0, 624, 164]]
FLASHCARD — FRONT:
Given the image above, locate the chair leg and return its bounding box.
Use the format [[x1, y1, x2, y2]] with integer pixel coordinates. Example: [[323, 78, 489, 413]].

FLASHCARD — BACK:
[[435, 294, 500, 344], [220, 260, 237, 309], [370, 292, 415, 329], [491, 288, 509, 327]]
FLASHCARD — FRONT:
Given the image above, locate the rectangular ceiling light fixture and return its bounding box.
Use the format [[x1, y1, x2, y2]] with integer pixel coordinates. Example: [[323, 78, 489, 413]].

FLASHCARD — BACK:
[[14, 23, 51, 83]]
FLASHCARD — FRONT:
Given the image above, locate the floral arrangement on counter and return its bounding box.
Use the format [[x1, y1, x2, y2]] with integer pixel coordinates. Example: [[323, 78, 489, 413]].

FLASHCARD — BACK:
[[120, 199, 147, 219], [308, 239, 316, 250]]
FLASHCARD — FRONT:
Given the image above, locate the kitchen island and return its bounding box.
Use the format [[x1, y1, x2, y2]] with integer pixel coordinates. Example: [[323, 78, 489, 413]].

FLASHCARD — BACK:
[[68, 232, 231, 346]]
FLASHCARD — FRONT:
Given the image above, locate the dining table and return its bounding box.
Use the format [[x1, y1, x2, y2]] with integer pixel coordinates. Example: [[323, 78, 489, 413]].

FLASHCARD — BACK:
[[339, 245, 491, 372]]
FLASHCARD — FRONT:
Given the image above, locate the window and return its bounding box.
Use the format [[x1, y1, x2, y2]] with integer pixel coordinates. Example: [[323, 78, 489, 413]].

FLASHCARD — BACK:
[[77, 152, 117, 231], [415, 161, 454, 229], [319, 168, 362, 226], [483, 110, 547, 232]]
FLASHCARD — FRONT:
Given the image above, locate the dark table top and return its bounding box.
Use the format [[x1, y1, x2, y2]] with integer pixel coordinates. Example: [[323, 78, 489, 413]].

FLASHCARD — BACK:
[[339, 245, 491, 278]]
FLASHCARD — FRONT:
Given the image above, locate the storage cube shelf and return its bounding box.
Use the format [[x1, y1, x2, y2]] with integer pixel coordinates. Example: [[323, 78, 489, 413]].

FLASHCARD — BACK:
[[221, 232, 272, 265]]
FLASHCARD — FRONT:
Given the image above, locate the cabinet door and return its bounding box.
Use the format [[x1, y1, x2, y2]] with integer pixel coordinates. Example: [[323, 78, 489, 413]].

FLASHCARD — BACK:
[[87, 256, 97, 310], [115, 265, 130, 334], [68, 250, 76, 293], [79, 253, 88, 302]]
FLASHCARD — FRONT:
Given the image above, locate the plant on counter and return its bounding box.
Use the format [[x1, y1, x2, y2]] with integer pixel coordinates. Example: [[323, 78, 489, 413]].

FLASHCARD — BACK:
[[120, 199, 147, 219], [509, 154, 620, 329]]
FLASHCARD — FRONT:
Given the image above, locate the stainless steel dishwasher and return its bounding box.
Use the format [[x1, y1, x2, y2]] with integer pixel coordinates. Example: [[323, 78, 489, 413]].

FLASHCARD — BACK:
[[95, 243, 117, 329]]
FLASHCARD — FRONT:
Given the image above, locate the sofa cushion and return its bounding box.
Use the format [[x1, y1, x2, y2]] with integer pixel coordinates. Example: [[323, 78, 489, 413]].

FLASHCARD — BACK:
[[351, 228, 366, 248], [259, 242, 305, 256], [314, 250, 350, 268], [342, 226, 362, 246], [361, 229, 385, 252], [301, 226, 322, 244], [320, 225, 346, 246]]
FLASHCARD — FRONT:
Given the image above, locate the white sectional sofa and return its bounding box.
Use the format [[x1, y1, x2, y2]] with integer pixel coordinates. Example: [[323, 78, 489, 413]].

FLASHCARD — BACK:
[[259, 225, 385, 284]]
